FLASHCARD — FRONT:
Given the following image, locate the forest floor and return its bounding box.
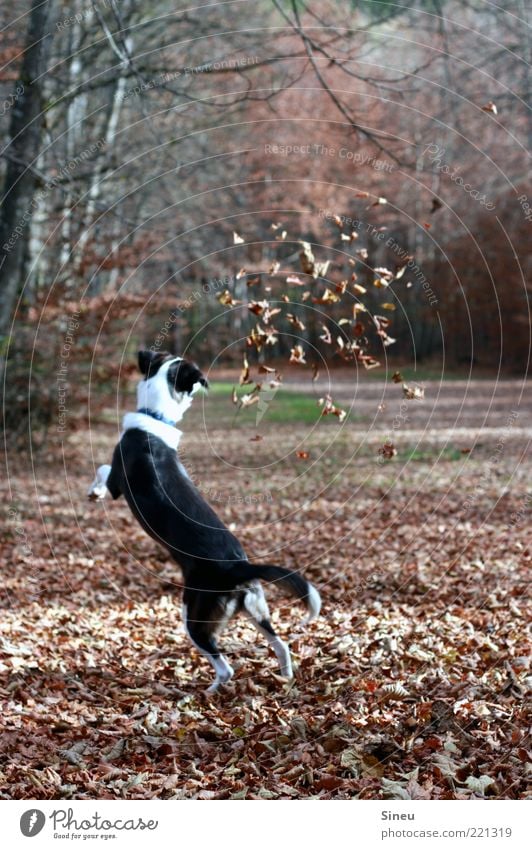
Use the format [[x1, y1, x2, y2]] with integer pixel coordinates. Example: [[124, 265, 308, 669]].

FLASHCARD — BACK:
[[1, 376, 530, 799]]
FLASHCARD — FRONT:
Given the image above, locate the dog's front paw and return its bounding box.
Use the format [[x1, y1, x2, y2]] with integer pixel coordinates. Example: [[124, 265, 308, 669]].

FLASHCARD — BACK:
[[87, 465, 111, 500], [87, 482, 108, 501]]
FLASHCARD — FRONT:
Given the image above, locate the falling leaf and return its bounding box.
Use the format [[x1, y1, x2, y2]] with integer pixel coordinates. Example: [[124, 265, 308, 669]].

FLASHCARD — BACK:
[[250, 434, 263, 442], [290, 344, 307, 365], [375, 267, 394, 280], [286, 313, 306, 331], [263, 307, 281, 324], [299, 242, 315, 274], [247, 323, 278, 352], [314, 260, 330, 278], [240, 391, 260, 408], [318, 394, 346, 422], [248, 300, 269, 316], [379, 441, 397, 459], [431, 198, 443, 214], [233, 231, 244, 245], [218, 289, 241, 307], [239, 355, 251, 386], [313, 289, 340, 305], [402, 382, 425, 400], [392, 371, 403, 383], [381, 303, 396, 311], [320, 324, 332, 344], [481, 101, 498, 115], [299, 242, 330, 279]]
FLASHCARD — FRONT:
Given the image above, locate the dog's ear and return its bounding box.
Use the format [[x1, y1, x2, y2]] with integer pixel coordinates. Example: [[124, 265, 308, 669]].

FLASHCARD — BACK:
[[138, 350, 169, 378], [169, 360, 208, 395]]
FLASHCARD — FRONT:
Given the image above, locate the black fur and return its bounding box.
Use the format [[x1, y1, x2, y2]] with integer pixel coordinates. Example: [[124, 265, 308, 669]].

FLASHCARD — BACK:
[[106, 430, 312, 599], [137, 350, 208, 395], [94, 351, 320, 689], [104, 427, 319, 686], [138, 350, 168, 378], [168, 359, 209, 395]]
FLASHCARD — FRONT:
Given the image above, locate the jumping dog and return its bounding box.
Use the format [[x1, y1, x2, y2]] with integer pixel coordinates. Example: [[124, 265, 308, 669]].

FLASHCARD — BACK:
[[88, 350, 321, 692]]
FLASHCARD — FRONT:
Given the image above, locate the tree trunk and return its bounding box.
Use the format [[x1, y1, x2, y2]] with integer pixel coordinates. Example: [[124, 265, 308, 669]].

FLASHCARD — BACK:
[[0, 0, 53, 339]]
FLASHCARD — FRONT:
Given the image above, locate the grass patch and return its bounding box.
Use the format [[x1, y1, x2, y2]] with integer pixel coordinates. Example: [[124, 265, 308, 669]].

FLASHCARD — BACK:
[[398, 445, 466, 462], [199, 381, 334, 426]]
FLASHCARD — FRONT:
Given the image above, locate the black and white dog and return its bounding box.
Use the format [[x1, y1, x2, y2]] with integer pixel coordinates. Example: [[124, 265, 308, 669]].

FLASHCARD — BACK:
[[88, 350, 321, 692]]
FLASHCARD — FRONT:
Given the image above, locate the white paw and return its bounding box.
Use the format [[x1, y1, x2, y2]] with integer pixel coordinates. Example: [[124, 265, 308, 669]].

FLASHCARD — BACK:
[[87, 482, 108, 500], [87, 465, 111, 500], [205, 667, 234, 694]]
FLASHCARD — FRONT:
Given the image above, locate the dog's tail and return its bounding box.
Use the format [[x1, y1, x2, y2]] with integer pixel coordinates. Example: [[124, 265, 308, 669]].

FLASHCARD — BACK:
[[230, 562, 321, 622]]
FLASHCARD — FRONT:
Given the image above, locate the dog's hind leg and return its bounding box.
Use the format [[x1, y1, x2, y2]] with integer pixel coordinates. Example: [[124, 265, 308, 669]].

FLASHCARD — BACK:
[[183, 604, 234, 694], [243, 584, 293, 679]]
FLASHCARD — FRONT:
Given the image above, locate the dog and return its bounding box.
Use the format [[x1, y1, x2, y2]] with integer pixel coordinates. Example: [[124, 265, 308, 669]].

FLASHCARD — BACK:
[[88, 350, 321, 692]]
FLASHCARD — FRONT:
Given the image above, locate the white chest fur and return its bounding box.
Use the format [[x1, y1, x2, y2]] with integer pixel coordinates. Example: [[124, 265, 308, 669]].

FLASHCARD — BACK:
[[121, 412, 183, 450]]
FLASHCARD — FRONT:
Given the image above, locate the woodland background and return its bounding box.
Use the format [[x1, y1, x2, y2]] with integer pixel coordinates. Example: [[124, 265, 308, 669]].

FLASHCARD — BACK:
[[0, 1, 530, 801], [0, 0, 530, 438]]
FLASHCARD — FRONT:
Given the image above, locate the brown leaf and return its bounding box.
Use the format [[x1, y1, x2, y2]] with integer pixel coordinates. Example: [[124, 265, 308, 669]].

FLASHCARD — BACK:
[[290, 344, 307, 365], [378, 441, 397, 460]]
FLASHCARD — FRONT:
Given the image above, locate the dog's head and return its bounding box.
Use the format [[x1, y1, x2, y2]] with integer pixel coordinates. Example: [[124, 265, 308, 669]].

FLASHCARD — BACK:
[[138, 350, 208, 395], [137, 350, 208, 423]]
